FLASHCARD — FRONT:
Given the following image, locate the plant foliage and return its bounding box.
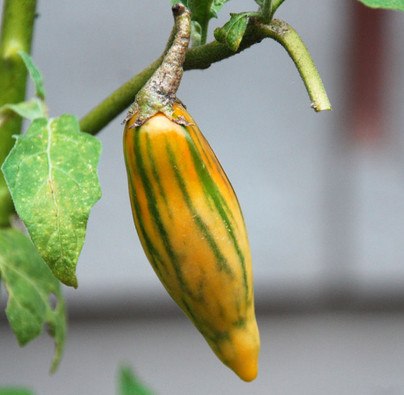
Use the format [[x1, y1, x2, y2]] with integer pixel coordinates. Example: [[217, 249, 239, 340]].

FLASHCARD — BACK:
[[0, 229, 66, 372], [356, 0, 404, 11], [1, 53, 102, 288]]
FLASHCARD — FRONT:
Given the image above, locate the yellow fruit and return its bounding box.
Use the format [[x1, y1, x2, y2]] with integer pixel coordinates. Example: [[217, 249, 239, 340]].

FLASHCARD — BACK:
[[123, 102, 260, 381]]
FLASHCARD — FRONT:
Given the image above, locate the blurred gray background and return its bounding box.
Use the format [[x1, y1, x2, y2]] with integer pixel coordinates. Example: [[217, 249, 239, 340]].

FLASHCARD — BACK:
[[1, 0, 404, 394]]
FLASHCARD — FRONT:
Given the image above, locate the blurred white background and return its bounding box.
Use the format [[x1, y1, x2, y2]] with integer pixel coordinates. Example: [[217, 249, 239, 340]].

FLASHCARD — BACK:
[[1, 0, 404, 394]]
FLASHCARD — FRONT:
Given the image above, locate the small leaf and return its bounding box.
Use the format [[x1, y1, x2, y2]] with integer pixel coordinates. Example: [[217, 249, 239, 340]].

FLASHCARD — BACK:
[[18, 52, 46, 100], [210, 0, 231, 18], [254, 0, 265, 6], [119, 366, 154, 395], [214, 12, 250, 51], [0, 99, 47, 121], [190, 21, 202, 47], [355, 0, 404, 10], [1, 115, 102, 287], [0, 229, 66, 372]]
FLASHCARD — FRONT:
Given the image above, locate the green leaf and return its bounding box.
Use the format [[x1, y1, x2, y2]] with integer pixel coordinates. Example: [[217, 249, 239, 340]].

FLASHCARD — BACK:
[[0, 389, 35, 395], [0, 99, 47, 121], [214, 12, 250, 51], [355, 0, 404, 10], [0, 229, 66, 372], [119, 366, 154, 395], [210, 0, 231, 18], [1, 115, 102, 287], [18, 51, 46, 100]]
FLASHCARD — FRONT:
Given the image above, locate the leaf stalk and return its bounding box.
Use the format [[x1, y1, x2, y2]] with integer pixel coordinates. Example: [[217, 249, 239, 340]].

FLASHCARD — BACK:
[[124, 4, 191, 127]]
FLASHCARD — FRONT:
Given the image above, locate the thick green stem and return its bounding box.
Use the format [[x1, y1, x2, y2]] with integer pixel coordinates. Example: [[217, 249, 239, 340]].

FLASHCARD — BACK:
[[79, 24, 178, 135], [183, 23, 265, 70], [0, 0, 37, 227], [80, 17, 331, 135], [259, 19, 331, 112], [79, 57, 161, 135]]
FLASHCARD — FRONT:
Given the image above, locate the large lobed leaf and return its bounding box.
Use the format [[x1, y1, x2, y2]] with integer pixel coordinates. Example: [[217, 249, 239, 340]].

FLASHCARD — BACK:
[[0, 228, 66, 372], [355, 0, 404, 11], [2, 115, 102, 287]]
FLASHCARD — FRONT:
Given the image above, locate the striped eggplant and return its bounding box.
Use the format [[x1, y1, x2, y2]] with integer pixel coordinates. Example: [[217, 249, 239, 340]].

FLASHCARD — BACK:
[[123, 4, 260, 381], [124, 102, 260, 381]]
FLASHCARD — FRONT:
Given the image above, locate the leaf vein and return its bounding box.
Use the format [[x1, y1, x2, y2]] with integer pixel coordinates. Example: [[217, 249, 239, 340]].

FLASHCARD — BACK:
[[1, 260, 50, 313], [46, 121, 64, 263]]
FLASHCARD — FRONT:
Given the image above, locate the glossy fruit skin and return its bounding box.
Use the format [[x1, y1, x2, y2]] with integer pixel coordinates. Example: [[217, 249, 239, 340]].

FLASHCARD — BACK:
[[123, 103, 260, 381]]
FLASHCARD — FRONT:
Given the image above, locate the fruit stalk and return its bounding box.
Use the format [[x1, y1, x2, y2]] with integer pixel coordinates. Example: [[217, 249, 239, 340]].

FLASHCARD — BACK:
[[123, 3, 191, 127]]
